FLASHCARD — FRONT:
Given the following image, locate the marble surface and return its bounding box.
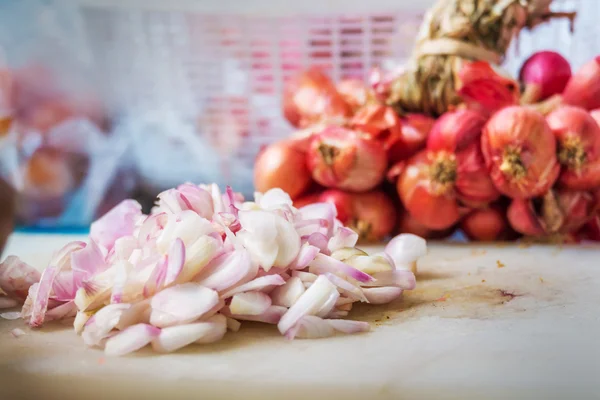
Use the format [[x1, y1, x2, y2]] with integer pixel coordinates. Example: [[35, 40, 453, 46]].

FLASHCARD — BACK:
[[1, 233, 599, 400]]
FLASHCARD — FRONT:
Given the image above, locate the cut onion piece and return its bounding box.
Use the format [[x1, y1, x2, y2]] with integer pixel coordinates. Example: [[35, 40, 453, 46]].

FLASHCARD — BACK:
[[328, 319, 370, 334], [296, 203, 336, 238], [309, 253, 374, 283], [270, 277, 306, 308], [291, 271, 318, 283], [195, 249, 254, 292], [315, 290, 340, 318], [286, 315, 335, 340], [29, 266, 60, 328], [226, 317, 241, 332], [223, 305, 287, 324], [91, 200, 142, 252], [230, 292, 271, 315], [116, 299, 151, 330], [220, 274, 285, 299], [164, 238, 185, 286], [327, 227, 359, 253], [256, 188, 294, 211], [151, 315, 226, 353], [104, 323, 160, 357], [143, 257, 168, 298], [288, 244, 319, 270], [323, 273, 366, 302], [384, 234, 427, 272], [194, 314, 227, 344], [278, 275, 337, 334], [45, 300, 77, 321], [0, 297, 19, 309], [82, 303, 131, 346], [113, 236, 139, 261], [305, 232, 330, 255], [110, 261, 132, 304], [342, 254, 394, 275], [177, 235, 222, 284], [362, 286, 403, 304], [0, 256, 42, 301], [71, 240, 107, 280], [0, 311, 21, 320], [361, 270, 416, 290], [74, 311, 93, 334], [149, 283, 219, 328]]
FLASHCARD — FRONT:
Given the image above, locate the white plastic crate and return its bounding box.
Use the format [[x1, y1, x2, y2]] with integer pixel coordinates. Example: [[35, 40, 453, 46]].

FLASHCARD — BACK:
[[0, 0, 595, 196]]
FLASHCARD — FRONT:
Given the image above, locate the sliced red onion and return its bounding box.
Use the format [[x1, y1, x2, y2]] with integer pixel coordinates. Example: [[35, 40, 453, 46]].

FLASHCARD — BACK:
[[256, 188, 294, 211], [342, 254, 394, 275], [177, 183, 214, 219], [0, 311, 21, 320], [328, 319, 370, 334], [286, 315, 335, 340], [0, 256, 42, 301], [309, 254, 374, 283], [336, 302, 353, 312], [178, 235, 222, 284], [361, 270, 416, 290], [29, 266, 60, 327], [291, 271, 318, 283], [194, 314, 227, 344], [270, 276, 306, 308], [328, 310, 349, 318], [323, 272, 366, 302], [111, 261, 132, 304], [305, 232, 330, 255], [315, 290, 340, 318], [362, 286, 403, 304], [164, 238, 185, 286], [335, 296, 354, 306], [74, 311, 92, 334], [50, 271, 78, 302], [104, 323, 161, 356], [297, 203, 336, 237], [82, 303, 131, 346], [288, 244, 319, 270], [229, 292, 271, 315], [151, 316, 226, 353], [385, 234, 427, 271], [156, 211, 216, 254], [195, 249, 254, 292], [71, 240, 108, 278], [143, 257, 168, 298], [91, 200, 142, 252], [149, 283, 219, 328], [220, 274, 285, 299], [45, 300, 77, 321], [0, 297, 19, 309], [327, 227, 359, 253], [116, 299, 151, 330], [277, 275, 337, 335], [155, 189, 184, 214], [138, 213, 167, 244], [113, 236, 139, 261], [223, 305, 287, 324], [51, 241, 87, 269], [226, 316, 241, 332]]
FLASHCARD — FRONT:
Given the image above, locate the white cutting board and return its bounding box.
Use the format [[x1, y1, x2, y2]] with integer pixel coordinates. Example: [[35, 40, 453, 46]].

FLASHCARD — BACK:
[[1, 233, 599, 400]]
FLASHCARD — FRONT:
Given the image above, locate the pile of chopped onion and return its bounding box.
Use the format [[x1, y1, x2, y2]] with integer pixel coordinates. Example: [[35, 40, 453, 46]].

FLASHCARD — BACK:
[[0, 183, 426, 356]]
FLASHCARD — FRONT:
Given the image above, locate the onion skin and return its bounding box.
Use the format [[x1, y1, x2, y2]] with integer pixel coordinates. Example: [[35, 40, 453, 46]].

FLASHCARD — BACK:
[[519, 51, 571, 103], [461, 205, 513, 241], [563, 56, 600, 111], [507, 189, 596, 236], [457, 61, 520, 115], [386, 113, 434, 164], [427, 109, 500, 207], [481, 106, 560, 199], [283, 68, 352, 128], [398, 212, 453, 240], [546, 105, 600, 190], [254, 141, 312, 200], [307, 126, 387, 192], [397, 151, 462, 230]]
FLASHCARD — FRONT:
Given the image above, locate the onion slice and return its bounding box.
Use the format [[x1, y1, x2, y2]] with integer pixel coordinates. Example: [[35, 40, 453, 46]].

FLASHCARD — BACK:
[[309, 254, 374, 283], [149, 283, 219, 328], [229, 292, 272, 315], [104, 323, 160, 356]]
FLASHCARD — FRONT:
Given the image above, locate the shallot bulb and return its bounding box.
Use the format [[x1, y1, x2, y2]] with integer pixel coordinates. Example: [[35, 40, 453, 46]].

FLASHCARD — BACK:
[[254, 140, 312, 199], [318, 189, 353, 224], [426, 109, 500, 207], [546, 106, 600, 190], [283, 68, 352, 128], [350, 103, 401, 143], [507, 189, 596, 236], [307, 126, 387, 192], [519, 51, 571, 103], [336, 79, 372, 112], [386, 113, 434, 164], [460, 204, 514, 241], [481, 106, 560, 199], [563, 56, 600, 111], [457, 61, 520, 115]]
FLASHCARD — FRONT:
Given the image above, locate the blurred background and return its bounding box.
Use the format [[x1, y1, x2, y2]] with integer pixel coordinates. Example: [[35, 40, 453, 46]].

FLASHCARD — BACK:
[[0, 0, 592, 229]]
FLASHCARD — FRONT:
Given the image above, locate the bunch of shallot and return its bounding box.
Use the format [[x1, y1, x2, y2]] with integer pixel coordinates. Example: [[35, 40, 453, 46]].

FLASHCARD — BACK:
[[0, 183, 427, 356], [260, 50, 600, 243]]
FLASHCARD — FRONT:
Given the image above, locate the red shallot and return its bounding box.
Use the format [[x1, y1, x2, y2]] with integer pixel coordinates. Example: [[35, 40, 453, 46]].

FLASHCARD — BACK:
[[336, 79, 372, 112], [254, 140, 312, 199], [307, 126, 387, 192], [519, 51, 571, 104], [563, 56, 600, 111], [386, 114, 435, 164], [546, 105, 600, 190], [460, 204, 514, 241], [0, 183, 427, 355], [481, 106, 560, 199]]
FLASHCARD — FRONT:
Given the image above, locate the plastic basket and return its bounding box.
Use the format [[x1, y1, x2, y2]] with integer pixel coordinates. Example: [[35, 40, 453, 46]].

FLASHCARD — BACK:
[[0, 0, 596, 225]]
